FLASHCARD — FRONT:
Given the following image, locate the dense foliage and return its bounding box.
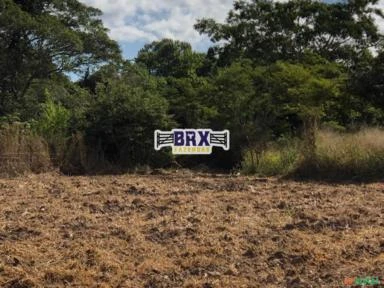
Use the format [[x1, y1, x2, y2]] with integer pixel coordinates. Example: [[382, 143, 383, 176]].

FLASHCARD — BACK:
[[1, 0, 384, 173]]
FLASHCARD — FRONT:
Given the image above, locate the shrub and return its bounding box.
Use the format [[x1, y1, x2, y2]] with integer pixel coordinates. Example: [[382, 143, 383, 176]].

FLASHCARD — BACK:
[[242, 139, 300, 176], [33, 90, 71, 166], [84, 81, 174, 170], [60, 132, 88, 175]]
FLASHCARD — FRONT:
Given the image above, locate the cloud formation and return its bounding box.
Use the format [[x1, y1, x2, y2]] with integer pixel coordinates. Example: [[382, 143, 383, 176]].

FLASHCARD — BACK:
[[80, 0, 234, 50], [81, 0, 384, 51], [374, 1, 384, 34]]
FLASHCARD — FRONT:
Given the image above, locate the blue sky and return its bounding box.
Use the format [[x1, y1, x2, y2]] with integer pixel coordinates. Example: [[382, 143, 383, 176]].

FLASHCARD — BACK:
[[119, 41, 148, 60], [80, 0, 384, 60]]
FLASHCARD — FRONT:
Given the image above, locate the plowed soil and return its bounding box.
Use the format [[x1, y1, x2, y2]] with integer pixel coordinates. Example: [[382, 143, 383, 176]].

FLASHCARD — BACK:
[[0, 171, 383, 287]]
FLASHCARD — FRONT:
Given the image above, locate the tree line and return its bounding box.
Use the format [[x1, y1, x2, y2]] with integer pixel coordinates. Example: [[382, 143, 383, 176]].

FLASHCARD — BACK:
[[1, 0, 384, 174]]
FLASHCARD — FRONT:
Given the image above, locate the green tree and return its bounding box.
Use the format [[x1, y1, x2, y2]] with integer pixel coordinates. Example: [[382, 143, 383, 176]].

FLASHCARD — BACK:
[[85, 80, 174, 168], [263, 56, 346, 156], [136, 39, 204, 78], [0, 0, 121, 115], [159, 77, 217, 129], [206, 60, 278, 167], [203, 55, 345, 167], [349, 50, 384, 125], [195, 0, 383, 65], [80, 61, 159, 94]]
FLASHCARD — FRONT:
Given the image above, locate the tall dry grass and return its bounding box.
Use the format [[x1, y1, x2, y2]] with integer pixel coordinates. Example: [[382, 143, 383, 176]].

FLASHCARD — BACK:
[[0, 122, 113, 176], [243, 128, 384, 181], [0, 123, 51, 176], [300, 128, 384, 180]]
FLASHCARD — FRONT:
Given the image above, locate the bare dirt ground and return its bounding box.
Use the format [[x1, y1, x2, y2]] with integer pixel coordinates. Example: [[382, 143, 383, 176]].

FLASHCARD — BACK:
[[0, 171, 383, 288]]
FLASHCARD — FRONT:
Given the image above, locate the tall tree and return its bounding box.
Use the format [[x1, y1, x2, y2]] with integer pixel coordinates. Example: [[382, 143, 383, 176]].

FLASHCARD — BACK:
[[349, 50, 384, 124], [195, 0, 383, 65], [263, 55, 345, 156], [136, 39, 204, 78], [0, 0, 121, 115]]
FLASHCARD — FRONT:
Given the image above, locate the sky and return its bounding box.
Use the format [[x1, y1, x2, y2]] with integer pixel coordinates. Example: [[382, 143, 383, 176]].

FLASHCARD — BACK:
[[80, 0, 384, 60], [80, 0, 234, 59]]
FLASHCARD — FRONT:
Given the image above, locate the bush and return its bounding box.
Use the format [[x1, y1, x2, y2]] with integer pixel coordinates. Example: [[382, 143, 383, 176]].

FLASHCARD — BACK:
[[84, 81, 174, 170], [60, 132, 88, 175], [33, 90, 71, 166], [242, 139, 300, 176]]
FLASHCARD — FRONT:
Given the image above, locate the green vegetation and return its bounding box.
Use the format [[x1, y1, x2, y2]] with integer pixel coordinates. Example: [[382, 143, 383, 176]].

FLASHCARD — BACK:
[[33, 90, 71, 166], [242, 129, 384, 181], [0, 0, 384, 180], [242, 139, 300, 176]]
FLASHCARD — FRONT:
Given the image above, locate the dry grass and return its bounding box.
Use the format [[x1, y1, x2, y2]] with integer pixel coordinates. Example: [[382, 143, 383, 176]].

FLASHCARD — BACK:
[[296, 128, 384, 181], [243, 128, 384, 181], [0, 171, 383, 287], [316, 128, 384, 158], [0, 124, 51, 176]]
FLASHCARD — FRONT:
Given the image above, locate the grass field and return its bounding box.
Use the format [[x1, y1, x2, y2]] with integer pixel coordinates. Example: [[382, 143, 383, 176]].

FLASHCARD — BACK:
[[0, 171, 383, 287]]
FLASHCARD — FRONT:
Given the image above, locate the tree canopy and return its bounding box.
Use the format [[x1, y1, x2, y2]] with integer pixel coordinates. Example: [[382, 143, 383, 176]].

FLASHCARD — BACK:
[[136, 39, 204, 78], [195, 0, 383, 65], [0, 0, 121, 115], [1, 0, 384, 173]]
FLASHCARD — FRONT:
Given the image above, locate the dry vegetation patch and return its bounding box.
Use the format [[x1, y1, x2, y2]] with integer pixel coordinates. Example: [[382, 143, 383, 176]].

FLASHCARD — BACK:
[[0, 172, 383, 287]]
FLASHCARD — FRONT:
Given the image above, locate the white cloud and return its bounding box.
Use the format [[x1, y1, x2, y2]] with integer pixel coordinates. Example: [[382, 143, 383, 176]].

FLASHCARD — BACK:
[[80, 0, 234, 49], [373, 1, 384, 34], [80, 0, 384, 51], [109, 25, 157, 42]]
